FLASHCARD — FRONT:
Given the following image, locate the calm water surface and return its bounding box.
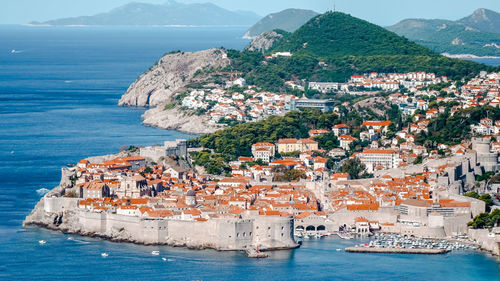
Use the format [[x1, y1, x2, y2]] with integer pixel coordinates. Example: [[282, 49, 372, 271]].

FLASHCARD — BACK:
[[0, 25, 499, 280]]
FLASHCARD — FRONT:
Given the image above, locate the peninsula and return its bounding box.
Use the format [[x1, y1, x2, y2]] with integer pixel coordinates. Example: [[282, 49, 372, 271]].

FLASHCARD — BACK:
[[24, 11, 500, 258]]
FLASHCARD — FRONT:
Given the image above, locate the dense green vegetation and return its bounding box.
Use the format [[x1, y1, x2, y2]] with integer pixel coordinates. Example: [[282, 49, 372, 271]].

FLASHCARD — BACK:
[[340, 158, 372, 179], [272, 12, 436, 57], [468, 209, 500, 229], [226, 12, 498, 93], [415, 106, 500, 148], [198, 109, 340, 158], [191, 150, 231, 175]]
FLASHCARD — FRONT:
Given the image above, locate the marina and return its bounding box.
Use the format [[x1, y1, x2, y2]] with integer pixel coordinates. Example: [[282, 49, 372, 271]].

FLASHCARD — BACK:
[[345, 247, 450, 254]]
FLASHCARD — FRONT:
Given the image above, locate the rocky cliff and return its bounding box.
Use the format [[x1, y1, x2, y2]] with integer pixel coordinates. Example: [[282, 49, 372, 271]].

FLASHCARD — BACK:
[[142, 107, 223, 134], [245, 31, 285, 53], [119, 49, 230, 107]]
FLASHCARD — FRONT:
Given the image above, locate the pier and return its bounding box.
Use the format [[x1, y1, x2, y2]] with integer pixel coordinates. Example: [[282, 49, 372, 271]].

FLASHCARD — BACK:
[[345, 247, 450, 255]]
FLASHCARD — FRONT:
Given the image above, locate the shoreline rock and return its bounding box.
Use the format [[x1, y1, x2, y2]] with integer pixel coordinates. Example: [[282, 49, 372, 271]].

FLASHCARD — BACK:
[[141, 107, 223, 135], [441, 53, 500, 59]]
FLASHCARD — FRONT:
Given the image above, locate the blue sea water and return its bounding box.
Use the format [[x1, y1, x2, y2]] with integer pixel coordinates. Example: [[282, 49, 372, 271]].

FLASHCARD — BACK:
[[0, 25, 499, 280]]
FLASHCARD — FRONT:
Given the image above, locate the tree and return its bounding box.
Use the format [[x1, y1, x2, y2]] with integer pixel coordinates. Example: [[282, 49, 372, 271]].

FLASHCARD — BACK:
[[464, 191, 480, 199], [489, 209, 500, 227], [479, 194, 494, 212], [467, 213, 490, 229], [340, 158, 366, 179]]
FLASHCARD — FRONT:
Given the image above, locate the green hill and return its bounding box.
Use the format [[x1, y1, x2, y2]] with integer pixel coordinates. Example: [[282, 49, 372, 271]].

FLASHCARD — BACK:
[[270, 12, 436, 57], [229, 12, 497, 93], [387, 9, 500, 56], [244, 9, 318, 38]]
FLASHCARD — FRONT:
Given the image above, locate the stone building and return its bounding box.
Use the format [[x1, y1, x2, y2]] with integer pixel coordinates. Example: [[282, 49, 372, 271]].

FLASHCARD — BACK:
[[140, 139, 188, 162]]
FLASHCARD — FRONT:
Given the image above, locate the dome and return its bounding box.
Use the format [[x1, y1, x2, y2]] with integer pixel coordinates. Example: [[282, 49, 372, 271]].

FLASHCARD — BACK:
[[186, 190, 196, 196]]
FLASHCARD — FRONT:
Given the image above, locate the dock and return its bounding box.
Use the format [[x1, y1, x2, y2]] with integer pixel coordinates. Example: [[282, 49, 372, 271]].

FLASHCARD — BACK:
[[345, 247, 450, 255]]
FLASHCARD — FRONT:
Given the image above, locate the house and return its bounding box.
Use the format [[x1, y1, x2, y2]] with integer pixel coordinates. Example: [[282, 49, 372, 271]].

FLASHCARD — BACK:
[[276, 138, 319, 153], [165, 166, 186, 179], [329, 148, 346, 158], [80, 181, 110, 199], [309, 129, 329, 137], [252, 142, 275, 163], [339, 135, 358, 150], [361, 121, 391, 134], [426, 108, 439, 119], [332, 124, 350, 136]]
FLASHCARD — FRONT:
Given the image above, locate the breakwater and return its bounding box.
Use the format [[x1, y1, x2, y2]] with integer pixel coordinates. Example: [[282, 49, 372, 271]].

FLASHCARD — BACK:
[[345, 247, 450, 254]]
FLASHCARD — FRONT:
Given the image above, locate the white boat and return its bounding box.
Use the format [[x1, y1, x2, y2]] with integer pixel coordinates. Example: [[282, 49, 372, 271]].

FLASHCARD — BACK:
[[101, 252, 108, 257], [67, 237, 74, 241], [151, 251, 160, 256], [11, 49, 16, 54], [162, 257, 167, 261], [336, 248, 342, 252], [38, 240, 46, 245]]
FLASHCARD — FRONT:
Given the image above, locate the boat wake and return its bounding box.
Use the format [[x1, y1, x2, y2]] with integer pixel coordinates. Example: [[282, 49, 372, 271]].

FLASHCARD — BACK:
[[11, 49, 23, 54]]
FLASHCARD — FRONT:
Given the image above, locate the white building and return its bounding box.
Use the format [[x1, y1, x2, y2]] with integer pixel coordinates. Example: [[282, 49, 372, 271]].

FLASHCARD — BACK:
[[356, 149, 401, 173]]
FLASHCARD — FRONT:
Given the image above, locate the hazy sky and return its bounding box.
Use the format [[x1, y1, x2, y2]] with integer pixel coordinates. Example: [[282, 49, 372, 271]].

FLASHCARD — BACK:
[[1, 0, 500, 26]]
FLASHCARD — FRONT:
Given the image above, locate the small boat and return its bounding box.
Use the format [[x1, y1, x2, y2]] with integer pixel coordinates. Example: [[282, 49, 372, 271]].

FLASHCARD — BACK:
[[67, 237, 74, 241], [336, 248, 342, 252], [11, 49, 16, 54], [101, 253, 109, 257], [151, 251, 160, 256], [38, 240, 46, 245], [162, 257, 167, 261]]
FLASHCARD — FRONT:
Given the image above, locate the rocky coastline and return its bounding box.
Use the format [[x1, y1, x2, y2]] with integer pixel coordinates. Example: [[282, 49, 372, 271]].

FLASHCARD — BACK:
[[141, 107, 222, 135], [118, 48, 232, 134]]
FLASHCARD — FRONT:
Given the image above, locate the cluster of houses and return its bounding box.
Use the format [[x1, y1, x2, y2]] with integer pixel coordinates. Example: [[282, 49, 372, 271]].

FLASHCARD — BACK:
[[180, 87, 298, 124], [388, 71, 500, 117], [307, 71, 446, 94], [74, 155, 329, 232]]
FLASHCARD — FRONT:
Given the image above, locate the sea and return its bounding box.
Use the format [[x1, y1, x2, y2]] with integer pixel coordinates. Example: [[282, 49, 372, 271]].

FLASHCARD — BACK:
[[0, 25, 499, 280]]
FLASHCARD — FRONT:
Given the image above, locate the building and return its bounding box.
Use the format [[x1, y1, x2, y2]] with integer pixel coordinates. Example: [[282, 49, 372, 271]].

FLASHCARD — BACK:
[[339, 135, 358, 150], [80, 181, 110, 199], [356, 149, 401, 173], [252, 142, 276, 163], [308, 82, 339, 93], [116, 175, 148, 198], [332, 124, 350, 136], [140, 139, 188, 162], [276, 138, 319, 154], [290, 99, 335, 112], [361, 121, 391, 133]]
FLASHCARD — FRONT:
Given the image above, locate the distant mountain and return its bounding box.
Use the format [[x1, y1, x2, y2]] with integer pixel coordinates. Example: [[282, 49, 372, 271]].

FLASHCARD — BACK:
[[458, 8, 500, 34], [387, 9, 500, 56], [271, 12, 436, 57], [31, 1, 261, 26], [244, 8, 318, 39]]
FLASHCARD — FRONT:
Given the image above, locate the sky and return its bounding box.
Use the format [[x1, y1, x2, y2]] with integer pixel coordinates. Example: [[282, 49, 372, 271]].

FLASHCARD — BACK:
[[1, 0, 500, 26]]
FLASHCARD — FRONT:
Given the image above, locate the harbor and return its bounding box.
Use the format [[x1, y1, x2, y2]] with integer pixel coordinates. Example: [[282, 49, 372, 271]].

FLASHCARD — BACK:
[[346, 233, 479, 254], [345, 247, 450, 254]]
